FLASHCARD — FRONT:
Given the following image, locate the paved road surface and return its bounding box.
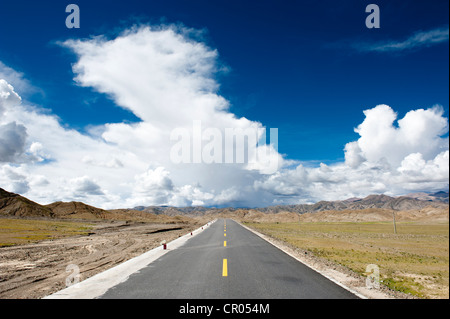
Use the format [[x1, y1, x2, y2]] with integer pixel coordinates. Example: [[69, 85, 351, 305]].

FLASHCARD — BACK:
[[100, 219, 358, 299]]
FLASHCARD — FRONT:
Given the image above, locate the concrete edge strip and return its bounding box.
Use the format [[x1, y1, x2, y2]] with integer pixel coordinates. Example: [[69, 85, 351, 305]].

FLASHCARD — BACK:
[[237, 220, 368, 299], [43, 219, 217, 299]]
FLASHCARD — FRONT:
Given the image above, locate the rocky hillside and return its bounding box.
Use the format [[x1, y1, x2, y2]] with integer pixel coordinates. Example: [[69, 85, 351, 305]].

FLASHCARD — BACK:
[[0, 188, 194, 223], [0, 188, 112, 220], [404, 191, 449, 203], [256, 193, 449, 214], [45, 201, 109, 220], [1, 187, 448, 222], [0, 188, 54, 218], [133, 193, 449, 216]]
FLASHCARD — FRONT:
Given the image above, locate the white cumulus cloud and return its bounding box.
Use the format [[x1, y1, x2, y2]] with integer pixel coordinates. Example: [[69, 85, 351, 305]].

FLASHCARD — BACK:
[[256, 104, 449, 204], [0, 24, 448, 208]]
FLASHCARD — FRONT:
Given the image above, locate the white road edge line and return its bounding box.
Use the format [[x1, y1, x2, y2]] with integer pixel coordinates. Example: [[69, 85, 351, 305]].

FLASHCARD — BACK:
[[43, 219, 217, 299], [236, 220, 368, 299]]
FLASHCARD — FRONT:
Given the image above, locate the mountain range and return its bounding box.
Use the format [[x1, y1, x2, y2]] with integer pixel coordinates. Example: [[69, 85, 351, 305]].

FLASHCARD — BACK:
[[132, 192, 448, 216], [0, 187, 448, 220], [255, 192, 449, 215]]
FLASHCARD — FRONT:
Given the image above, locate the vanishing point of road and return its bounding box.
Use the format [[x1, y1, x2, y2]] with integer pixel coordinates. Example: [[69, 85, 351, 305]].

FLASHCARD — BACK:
[[99, 219, 358, 299]]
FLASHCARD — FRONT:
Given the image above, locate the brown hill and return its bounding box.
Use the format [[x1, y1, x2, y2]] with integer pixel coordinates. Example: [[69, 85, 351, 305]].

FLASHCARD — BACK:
[[0, 188, 54, 218], [46, 202, 194, 223], [348, 195, 441, 211], [45, 201, 109, 220], [0, 188, 196, 223], [203, 205, 448, 224], [107, 208, 194, 224], [298, 207, 449, 223]]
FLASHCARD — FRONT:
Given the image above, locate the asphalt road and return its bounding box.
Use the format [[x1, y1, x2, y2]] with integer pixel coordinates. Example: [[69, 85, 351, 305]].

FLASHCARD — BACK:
[[100, 219, 358, 299]]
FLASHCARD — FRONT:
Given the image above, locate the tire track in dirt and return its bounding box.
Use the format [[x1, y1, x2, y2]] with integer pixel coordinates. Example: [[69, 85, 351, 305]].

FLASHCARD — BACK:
[[0, 220, 203, 299]]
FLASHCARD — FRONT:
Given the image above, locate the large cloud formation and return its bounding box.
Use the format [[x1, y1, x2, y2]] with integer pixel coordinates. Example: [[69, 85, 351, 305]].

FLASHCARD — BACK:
[[0, 25, 448, 208], [0, 80, 28, 164], [256, 105, 448, 203]]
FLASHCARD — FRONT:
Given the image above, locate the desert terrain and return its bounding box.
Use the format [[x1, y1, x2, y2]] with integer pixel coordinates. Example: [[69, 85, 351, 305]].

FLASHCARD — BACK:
[[0, 218, 209, 299], [239, 206, 449, 299], [0, 187, 211, 298], [0, 187, 448, 299]]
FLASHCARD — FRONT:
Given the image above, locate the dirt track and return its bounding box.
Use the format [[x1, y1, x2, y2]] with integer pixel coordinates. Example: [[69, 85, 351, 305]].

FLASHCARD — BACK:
[[0, 220, 201, 299]]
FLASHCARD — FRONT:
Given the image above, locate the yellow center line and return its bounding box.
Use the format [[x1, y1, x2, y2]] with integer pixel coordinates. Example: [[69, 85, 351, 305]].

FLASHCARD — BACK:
[[222, 259, 228, 277], [224, 233, 226, 237], [224, 240, 227, 247]]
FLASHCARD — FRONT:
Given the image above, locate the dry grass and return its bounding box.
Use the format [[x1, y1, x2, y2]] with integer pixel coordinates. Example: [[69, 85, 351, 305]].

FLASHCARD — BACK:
[[0, 218, 93, 247], [245, 221, 449, 299]]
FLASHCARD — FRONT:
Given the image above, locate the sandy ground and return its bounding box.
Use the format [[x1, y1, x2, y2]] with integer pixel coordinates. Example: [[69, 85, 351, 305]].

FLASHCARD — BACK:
[[0, 220, 201, 299]]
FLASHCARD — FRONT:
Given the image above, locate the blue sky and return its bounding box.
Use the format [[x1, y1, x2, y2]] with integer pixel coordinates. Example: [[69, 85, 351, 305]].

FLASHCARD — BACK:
[[0, 0, 449, 207], [1, 0, 447, 161]]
